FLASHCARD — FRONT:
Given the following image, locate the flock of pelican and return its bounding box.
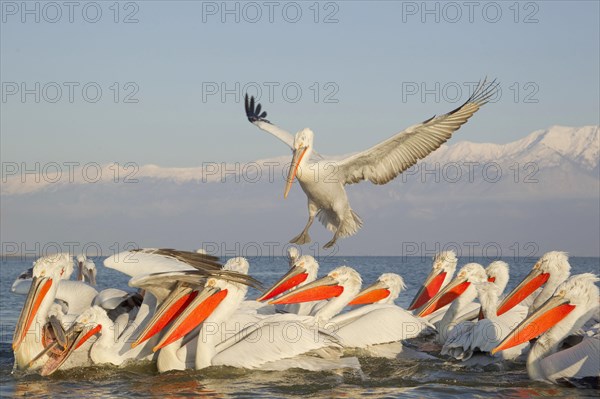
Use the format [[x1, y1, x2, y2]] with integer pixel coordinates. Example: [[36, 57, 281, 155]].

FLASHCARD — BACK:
[[11, 249, 599, 385]]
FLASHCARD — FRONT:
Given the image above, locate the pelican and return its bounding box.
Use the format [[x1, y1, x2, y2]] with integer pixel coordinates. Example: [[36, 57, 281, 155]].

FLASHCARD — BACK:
[[441, 280, 528, 365], [497, 251, 571, 316], [256, 254, 320, 316], [245, 80, 498, 248], [76, 255, 97, 285], [271, 267, 430, 349], [417, 263, 488, 344], [492, 274, 600, 383], [348, 273, 406, 305], [13, 253, 74, 369], [408, 250, 458, 311], [35, 302, 148, 375]]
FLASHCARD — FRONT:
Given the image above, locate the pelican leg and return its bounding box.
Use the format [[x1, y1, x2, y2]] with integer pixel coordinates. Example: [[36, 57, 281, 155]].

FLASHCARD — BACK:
[[290, 202, 317, 245], [323, 232, 340, 249]]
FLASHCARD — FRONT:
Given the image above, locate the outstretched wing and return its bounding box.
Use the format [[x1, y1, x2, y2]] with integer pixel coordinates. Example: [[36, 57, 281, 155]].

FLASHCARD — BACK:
[[335, 79, 499, 185], [245, 94, 295, 149]]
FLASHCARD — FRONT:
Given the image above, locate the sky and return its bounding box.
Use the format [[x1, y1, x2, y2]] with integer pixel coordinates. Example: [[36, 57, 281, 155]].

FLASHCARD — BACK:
[[1, 1, 599, 256]]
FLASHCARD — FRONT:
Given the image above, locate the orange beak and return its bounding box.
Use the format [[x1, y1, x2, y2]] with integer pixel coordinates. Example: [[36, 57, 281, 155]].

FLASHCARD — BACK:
[[131, 284, 198, 348], [408, 270, 447, 311], [496, 266, 550, 316], [491, 294, 575, 355], [256, 264, 309, 302], [348, 281, 390, 305], [153, 286, 228, 351], [33, 320, 102, 375], [269, 275, 343, 305], [417, 276, 471, 317], [284, 147, 307, 199], [13, 276, 53, 351]]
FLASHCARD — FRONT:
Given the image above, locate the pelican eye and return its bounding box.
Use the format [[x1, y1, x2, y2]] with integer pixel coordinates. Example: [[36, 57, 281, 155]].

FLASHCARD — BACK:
[[207, 279, 217, 287], [331, 272, 339, 278]]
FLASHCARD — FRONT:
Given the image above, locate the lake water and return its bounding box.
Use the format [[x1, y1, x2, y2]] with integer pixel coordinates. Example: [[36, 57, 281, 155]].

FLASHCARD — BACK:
[[1, 255, 598, 398]]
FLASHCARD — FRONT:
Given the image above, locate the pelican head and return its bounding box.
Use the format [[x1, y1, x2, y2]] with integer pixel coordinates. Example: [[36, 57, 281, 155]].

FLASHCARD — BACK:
[[349, 273, 406, 305], [287, 246, 300, 266], [83, 259, 97, 286], [36, 306, 106, 376], [497, 251, 571, 316], [284, 128, 314, 198], [486, 261, 509, 294], [269, 266, 362, 306], [13, 253, 73, 352], [76, 254, 87, 281], [417, 262, 486, 317], [408, 250, 458, 311], [152, 258, 251, 351], [256, 255, 319, 302], [492, 273, 599, 355]]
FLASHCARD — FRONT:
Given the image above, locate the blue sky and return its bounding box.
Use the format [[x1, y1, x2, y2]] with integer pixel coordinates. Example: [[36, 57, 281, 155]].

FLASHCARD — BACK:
[[2, 1, 599, 167]]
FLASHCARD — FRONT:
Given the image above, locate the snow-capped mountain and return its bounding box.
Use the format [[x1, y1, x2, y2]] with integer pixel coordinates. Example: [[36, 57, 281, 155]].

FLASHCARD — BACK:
[[2, 126, 598, 256]]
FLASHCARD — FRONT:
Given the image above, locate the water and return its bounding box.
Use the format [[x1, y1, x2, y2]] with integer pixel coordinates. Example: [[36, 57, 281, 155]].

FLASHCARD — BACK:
[[1, 255, 599, 398]]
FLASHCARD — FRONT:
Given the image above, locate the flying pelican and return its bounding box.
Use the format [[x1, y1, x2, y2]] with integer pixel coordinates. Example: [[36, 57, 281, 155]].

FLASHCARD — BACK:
[[496, 251, 571, 316], [271, 267, 430, 349], [245, 80, 498, 248], [492, 274, 599, 383], [13, 253, 74, 370], [417, 263, 488, 344]]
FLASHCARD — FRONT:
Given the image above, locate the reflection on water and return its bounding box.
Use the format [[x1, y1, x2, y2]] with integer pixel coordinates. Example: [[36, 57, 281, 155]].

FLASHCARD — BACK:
[[1, 256, 599, 398]]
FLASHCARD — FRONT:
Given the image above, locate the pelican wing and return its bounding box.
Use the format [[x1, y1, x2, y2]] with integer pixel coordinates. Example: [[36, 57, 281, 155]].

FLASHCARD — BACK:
[[330, 304, 431, 348], [55, 280, 99, 315], [541, 334, 600, 382], [335, 79, 498, 186], [245, 94, 295, 149], [212, 313, 338, 369]]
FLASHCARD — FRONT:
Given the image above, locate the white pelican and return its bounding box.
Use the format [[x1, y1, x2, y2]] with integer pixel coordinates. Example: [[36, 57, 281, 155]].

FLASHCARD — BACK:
[[348, 273, 406, 306], [35, 302, 148, 375], [245, 80, 498, 248], [496, 251, 571, 317], [271, 267, 430, 349], [76, 255, 96, 285], [13, 253, 74, 369], [417, 263, 488, 344], [492, 274, 600, 383], [256, 254, 320, 316], [441, 280, 528, 365], [408, 250, 458, 311]]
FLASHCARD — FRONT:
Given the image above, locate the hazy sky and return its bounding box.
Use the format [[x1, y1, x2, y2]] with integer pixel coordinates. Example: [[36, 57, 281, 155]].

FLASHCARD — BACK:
[[2, 1, 599, 167], [1, 1, 599, 257]]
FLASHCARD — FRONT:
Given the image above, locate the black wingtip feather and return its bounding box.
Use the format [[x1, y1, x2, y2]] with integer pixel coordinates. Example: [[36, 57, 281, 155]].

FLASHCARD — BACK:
[[244, 93, 271, 124], [446, 78, 499, 116]]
